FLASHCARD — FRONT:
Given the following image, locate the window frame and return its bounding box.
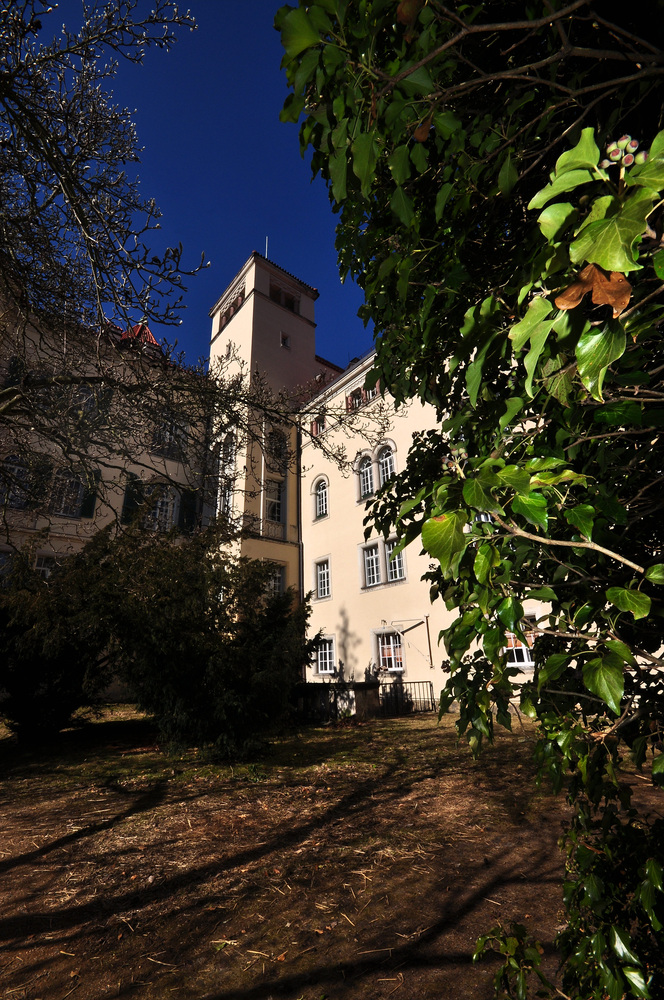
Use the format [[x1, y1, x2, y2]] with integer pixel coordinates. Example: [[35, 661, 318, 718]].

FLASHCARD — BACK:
[[315, 558, 331, 599], [314, 478, 328, 519], [385, 538, 406, 582], [377, 631, 404, 673], [378, 446, 395, 487], [316, 637, 335, 675], [358, 455, 374, 499], [363, 543, 381, 587]]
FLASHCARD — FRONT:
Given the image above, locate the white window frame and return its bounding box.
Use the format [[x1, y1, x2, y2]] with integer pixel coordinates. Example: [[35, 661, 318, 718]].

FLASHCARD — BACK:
[[1, 455, 29, 510], [316, 637, 335, 675], [51, 468, 85, 519], [358, 455, 374, 499], [142, 484, 179, 533], [315, 478, 328, 519], [265, 479, 284, 523], [316, 558, 331, 599], [385, 538, 405, 582], [363, 544, 381, 587], [505, 620, 536, 668], [378, 446, 395, 486], [266, 563, 286, 596], [378, 631, 404, 672]]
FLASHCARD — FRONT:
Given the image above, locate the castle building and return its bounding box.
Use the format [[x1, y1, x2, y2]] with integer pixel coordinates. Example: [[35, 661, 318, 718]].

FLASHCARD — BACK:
[[210, 254, 538, 707]]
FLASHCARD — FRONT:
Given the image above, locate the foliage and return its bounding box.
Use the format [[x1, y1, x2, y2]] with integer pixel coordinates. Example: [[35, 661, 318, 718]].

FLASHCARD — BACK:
[[278, 2, 664, 996], [0, 540, 113, 741], [0, 523, 317, 756], [473, 921, 551, 1000]]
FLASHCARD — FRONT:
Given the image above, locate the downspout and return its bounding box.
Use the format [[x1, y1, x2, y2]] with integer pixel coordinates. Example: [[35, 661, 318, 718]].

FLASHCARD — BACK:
[[296, 423, 304, 603]]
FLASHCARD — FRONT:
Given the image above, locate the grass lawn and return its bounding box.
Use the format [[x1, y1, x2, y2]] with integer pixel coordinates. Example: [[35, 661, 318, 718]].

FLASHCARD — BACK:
[[0, 707, 568, 999]]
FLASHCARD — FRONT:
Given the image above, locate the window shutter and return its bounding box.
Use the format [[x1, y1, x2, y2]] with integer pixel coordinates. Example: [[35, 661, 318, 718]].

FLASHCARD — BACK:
[[121, 474, 144, 524], [79, 470, 100, 519], [178, 488, 198, 532]]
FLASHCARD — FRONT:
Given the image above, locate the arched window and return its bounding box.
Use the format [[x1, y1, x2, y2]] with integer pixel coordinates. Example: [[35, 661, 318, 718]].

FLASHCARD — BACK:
[[358, 456, 374, 498], [378, 446, 395, 486], [315, 478, 328, 518]]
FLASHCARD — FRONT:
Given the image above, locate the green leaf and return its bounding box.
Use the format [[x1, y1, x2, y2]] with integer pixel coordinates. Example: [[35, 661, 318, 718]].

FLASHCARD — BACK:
[[528, 169, 595, 210], [280, 7, 322, 58], [422, 511, 468, 576], [651, 753, 664, 778], [622, 966, 651, 998], [509, 297, 553, 352], [351, 132, 379, 197], [606, 587, 651, 620], [583, 655, 624, 715], [435, 182, 453, 221], [576, 320, 626, 401], [388, 145, 411, 185], [498, 152, 518, 195], [539, 653, 573, 687], [604, 639, 637, 666], [390, 185, 414, 225], [328, 148, 347, 201], [569, 188, 657, 272], [462, 478, 494, 511], [497, 465, 531, 496], [512, 492, 548, 531], [645, 564, 664, 584], [610, 926, 640, 965], [538, 202, 576, 241], [565, 504, 595, 539], [654, 249, 664, 280], [555, 127, 600, 175], [400, 64, 434, 95], [497, 596, 523, 632], [499, 396, 523, 432]]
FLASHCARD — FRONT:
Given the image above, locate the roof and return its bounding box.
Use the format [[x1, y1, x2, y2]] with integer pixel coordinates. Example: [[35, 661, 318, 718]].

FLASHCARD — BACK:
[[122, 322, 159, 347]]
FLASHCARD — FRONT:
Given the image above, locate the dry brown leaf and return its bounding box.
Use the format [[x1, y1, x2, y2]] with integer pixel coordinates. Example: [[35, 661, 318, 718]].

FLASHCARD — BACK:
[[555, 263, 632, 317], [413, 118, 431, 143], [396, 0, 423, 27]]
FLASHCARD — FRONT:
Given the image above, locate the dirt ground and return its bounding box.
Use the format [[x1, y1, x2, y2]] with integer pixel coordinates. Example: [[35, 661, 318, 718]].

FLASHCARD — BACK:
[[0, 709, 570, 1000]]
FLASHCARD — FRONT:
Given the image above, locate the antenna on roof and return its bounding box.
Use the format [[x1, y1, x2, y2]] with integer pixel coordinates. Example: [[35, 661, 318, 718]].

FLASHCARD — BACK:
[[265, 236, 268, 258]]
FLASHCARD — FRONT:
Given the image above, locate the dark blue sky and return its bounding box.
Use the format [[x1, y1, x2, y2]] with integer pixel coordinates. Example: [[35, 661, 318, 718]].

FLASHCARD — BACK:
[[50, 0, 373, 369]]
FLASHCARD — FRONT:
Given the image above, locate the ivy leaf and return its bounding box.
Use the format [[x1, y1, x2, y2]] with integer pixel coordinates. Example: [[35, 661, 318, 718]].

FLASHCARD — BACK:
[[388, 145, 411, 185], [569, 188, 657, 273], [555, 126, 600, 175], [422, 511, 468, 576], [497, 596, 523, 632], [512, 492, 548, 531], [604, 639, 637, 666], [328, 149, 347, 201], [652, 753, 664, 780], [583, 654, 624, 715], [538, 202, 576, 241], [390, 185, 414, 225], [606, 587, 651, 620], [528, 169, 595, 211], [509, 297, 553, 352], [498, 152, 518, 196], [565, 504, 595, 539], [499, 396, 523, 432], [622, 967, 652, 998], [497, 465, 531, 496], [654, 248, 664, 280], [645, 564, 664, 584], [539, 653, 572, 687], [351, 132, 379, 197], [280, 6, 322, 58], [610, 926, 640, 965], [435, 182, 453, 221], [576, 320, 626, 401]]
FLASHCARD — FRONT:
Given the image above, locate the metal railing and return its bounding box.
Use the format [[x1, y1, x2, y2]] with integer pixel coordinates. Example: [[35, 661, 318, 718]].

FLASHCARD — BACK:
[[379, 679, 437, 716]]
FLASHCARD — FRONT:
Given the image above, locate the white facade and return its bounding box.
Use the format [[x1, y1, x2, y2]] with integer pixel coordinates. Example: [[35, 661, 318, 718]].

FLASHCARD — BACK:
[[209, 255, 538, 704]]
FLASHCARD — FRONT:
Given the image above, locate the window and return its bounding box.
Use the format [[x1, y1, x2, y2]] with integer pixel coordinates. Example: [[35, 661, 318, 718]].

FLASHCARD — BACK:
[[385, 539, 405, 582], [378, 632, 404, 672], [266, 563, 285, 596], [142, 484, 178, 533], [51, 468, 85, 518], [315, 479, 328, 518], [152, 415, 187, 461], [35, 555, 60, 580], [265, 480, 284, 522], [378, 446, 395, 486], [280, 332, 290, 349], [311, 413, 326, 437], [316, 559, 330, 599], [266, 430, 288, 473], [505, 625, 535, 668], [363, 544, 381, 587], [365, 383, 379, 401], [358, 456, 374, 498], [347, 388, 364, 411], [317, 638, 335, 675], [1, 455, 29, 510]]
